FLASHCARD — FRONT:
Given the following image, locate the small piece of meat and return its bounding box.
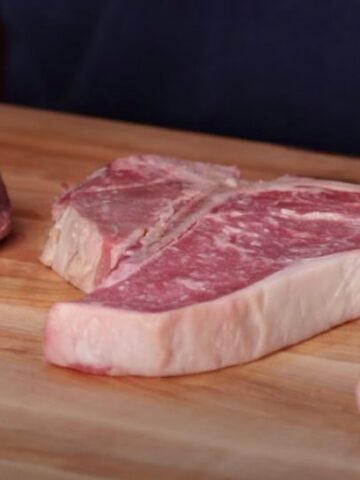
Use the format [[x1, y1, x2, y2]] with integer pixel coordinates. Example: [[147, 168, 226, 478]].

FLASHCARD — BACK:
[[0, 174, 11, 241], [44, 176, 360, 377], [41, 155, 240, 292]]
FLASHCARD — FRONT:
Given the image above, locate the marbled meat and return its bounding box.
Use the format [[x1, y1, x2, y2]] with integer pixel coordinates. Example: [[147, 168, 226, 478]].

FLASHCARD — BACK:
[[41, 155, 240, 292], [44, 175, 360, 376]]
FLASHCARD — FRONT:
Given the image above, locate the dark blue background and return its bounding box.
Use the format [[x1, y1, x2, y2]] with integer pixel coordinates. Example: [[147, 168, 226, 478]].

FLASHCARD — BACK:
[[1, 1, 360, 154]]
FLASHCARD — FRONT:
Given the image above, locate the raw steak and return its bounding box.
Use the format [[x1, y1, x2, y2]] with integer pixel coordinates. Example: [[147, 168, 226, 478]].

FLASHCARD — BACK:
[[41, 155, 240, 292], [0, 174, 11, 241], [45, 176, 360, 376]]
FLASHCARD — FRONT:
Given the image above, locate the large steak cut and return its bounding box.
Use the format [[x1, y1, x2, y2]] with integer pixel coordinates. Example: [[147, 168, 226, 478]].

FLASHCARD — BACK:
[[0, 174, 11, 241], [44, 174, 360, 376], [41, 155, 240, 292]]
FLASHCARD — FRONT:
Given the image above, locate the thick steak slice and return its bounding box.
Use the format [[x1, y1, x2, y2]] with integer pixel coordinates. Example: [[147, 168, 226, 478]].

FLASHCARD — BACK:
[[41, 155, 240, 292], [0, 174, 11, 241], [45, 177, 360, 376]]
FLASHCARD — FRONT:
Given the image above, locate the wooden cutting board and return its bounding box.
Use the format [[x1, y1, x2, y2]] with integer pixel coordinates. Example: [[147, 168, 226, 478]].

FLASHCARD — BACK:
[[1, 104, 360, 480]]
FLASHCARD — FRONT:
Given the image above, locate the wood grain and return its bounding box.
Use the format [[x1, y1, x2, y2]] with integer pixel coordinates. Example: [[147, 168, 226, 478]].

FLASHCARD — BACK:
[[0, 104, 360, 480]]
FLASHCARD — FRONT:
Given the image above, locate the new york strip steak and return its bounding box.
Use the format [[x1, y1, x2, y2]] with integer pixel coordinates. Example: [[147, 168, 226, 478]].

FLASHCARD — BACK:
[[42, 157, 360, 376]]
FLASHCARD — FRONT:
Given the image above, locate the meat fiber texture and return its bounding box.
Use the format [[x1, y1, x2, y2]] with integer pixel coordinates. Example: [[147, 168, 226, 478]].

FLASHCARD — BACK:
[[0, 174, 11, 241], [41, 155, 240, 292], [43, 159, 360, 377]]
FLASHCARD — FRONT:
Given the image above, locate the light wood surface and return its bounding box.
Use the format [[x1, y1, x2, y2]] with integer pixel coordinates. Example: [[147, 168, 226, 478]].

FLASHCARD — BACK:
[[0, 104, 360, 480]]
